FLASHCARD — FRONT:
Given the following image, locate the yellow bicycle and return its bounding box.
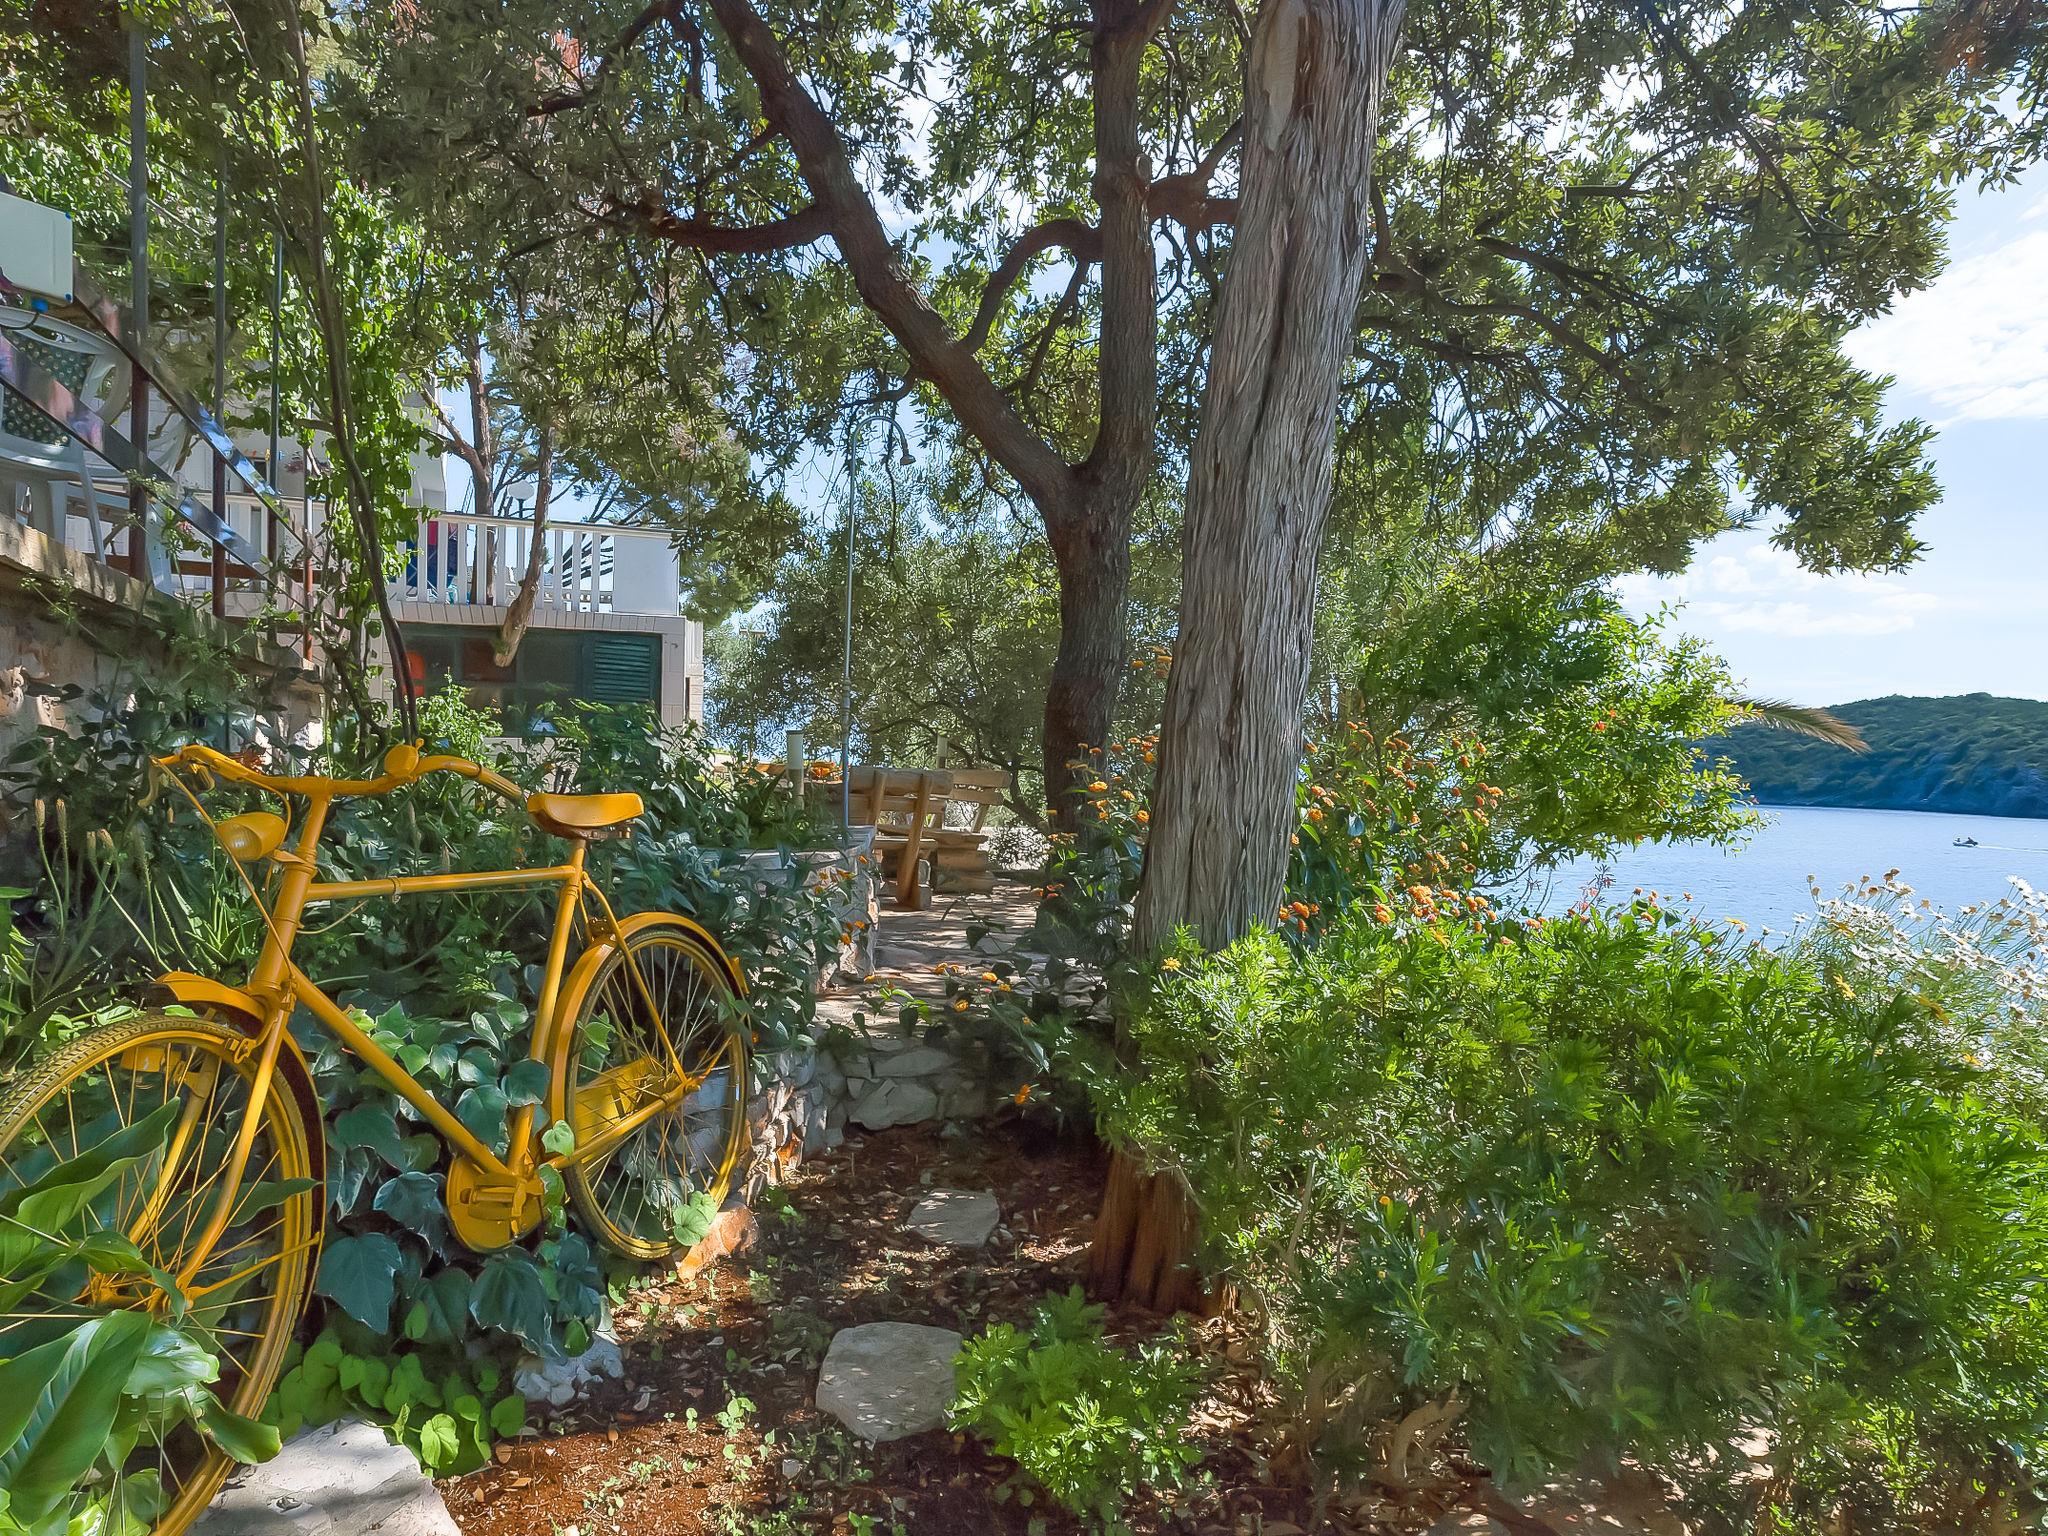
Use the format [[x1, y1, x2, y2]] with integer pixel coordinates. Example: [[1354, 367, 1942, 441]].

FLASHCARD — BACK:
[[0, 741, 751, 1534]]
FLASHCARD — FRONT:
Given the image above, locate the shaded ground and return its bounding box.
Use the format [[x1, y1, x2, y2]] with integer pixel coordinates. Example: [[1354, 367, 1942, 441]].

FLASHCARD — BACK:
[[439, 1120, 1317, 1536]]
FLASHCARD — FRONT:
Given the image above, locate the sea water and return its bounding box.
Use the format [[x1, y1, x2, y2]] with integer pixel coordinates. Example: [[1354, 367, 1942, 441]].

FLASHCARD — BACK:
[[1533, 804, 2048, 933]]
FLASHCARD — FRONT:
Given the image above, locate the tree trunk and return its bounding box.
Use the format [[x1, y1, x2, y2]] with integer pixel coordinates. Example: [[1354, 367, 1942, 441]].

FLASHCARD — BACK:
[[494, 423, 554, 665], [1041, 490, 1133, 825], [1089, 0, 1405, 1307]]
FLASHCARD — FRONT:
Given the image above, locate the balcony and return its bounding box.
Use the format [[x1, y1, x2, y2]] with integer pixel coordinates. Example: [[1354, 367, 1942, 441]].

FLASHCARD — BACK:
[[393, 510, 683, 621]]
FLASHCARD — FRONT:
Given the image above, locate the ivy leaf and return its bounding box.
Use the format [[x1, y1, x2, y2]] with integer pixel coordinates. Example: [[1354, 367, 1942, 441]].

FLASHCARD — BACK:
[[502, 1058, 551, 1107], [471, 1252, 552, 1351], [334, 1102, 409, 1170], [401, 1268, 472, 1348], [315, 1233, 403, 1333], [373, 1172, 452, 1256], [541, 1119, 576, 1156], [456, 1085, 510, 1155]]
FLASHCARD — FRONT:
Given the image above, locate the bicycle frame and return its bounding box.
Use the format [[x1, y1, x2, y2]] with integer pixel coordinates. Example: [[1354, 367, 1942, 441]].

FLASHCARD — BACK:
[[155, 743, 710, 1276]]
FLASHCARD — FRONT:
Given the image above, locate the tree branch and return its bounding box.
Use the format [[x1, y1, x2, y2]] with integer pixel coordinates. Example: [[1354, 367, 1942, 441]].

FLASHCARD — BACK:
[[963, 216, 1104, 354], [700, 0, 1076, 513], [1147, 116, 1242, 232], [617, 197, 833, 254], [528, 0, 701, 117]]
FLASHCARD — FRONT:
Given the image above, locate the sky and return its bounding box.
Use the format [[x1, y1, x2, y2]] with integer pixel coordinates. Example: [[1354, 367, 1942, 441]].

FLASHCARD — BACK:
[[1616, 174, 2048, 705]]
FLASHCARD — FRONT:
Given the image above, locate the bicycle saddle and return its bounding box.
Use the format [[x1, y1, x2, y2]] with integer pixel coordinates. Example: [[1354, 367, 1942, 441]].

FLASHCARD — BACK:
[[526, 792, 644, 839]]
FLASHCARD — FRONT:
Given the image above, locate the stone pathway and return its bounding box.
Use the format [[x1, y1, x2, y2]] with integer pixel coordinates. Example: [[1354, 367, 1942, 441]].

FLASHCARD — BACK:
[[196, 1421, 459, 1536], [814, 1321, 967, 1443], [807, 879, 1042, 1135], [903, 1187, 1000, 1246]]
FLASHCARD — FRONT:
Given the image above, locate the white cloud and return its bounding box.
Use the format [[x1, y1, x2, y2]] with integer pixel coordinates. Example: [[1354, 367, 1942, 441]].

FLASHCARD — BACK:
[[1620, 541, 1941, 640], [1847, 228, 2048, 422]]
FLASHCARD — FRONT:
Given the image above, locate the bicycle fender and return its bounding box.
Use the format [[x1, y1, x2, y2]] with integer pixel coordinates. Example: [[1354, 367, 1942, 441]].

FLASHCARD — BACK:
[[150, 971, 328, 1205]]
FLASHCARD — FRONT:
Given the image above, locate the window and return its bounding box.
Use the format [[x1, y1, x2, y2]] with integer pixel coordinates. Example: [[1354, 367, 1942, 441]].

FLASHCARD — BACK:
[[407, 626, 660, 730]]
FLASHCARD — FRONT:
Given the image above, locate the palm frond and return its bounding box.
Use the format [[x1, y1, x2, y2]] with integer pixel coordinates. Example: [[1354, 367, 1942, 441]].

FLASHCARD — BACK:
[[1729, 696, 1869, 753]]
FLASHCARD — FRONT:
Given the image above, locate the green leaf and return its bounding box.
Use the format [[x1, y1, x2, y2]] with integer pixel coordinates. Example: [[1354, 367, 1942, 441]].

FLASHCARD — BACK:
[[333, 1102, 410, 1170], [372, 1172, 450, 1254], [502, 1058, 551, 1107], [488, 1394, 526, 1438], [230, 1177, 323, 1223], [0, 1100, 182, 1270], [455, 1084, 510, 1154], [541, 1119, 576, 1156], [197, 1391, 283, 1465], [125, 1323, 220, 1397], [315, 1233, 403, 1333], [0, 1311, 154, 1524], [399, 1267, 472, 1347], [470, 1252, 552, 1350], [417, 1411, 461, 1470]]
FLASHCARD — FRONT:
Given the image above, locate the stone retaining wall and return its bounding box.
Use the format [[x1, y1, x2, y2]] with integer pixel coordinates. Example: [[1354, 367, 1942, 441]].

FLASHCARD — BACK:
[[741, 1002, 995, 1200]]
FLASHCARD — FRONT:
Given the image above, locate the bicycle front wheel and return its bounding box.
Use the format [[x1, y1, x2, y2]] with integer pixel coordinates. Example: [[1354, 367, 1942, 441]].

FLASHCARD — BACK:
[[552, 918, 750, 1260], [0, 1013, 321, 1536]]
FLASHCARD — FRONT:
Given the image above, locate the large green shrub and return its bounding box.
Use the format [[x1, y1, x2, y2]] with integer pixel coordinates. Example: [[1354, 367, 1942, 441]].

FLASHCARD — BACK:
[[1097, 903, 2048, 1531]]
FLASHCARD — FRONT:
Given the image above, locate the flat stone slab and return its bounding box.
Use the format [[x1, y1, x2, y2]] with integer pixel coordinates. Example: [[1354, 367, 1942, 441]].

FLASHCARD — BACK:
[[816, 1321, 964, 1442], [196, 1419, 458, 1536], [904, 1188, 999, 1247], [850, 1077, 940, 1129]]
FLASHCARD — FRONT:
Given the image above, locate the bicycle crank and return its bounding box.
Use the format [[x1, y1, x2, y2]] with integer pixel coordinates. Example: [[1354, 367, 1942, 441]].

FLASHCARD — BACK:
[[447, 1158, 545, 1250]]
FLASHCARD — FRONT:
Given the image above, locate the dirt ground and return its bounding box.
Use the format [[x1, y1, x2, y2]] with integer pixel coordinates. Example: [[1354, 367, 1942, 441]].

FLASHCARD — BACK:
[[436, 1116, 1358, 1536]]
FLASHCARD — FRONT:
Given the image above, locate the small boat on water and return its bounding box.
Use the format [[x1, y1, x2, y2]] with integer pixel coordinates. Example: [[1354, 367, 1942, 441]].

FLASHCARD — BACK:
[[1954, 836, 1979, 847]]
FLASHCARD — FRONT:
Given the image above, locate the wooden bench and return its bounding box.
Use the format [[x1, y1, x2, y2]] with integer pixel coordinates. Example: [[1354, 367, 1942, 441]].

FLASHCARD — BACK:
[[927, 766, 1014, 894], [847, 766, 951, 909]]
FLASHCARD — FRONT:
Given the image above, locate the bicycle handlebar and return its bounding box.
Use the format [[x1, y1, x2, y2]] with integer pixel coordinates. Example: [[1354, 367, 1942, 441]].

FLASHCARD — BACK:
[[155, 741, 528, 806]]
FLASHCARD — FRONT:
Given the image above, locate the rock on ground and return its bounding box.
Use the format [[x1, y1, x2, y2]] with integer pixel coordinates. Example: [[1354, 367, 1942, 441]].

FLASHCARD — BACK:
[[195, 1419, 458, 1536], [816, 1321, 965, 1442], [903, 1188, 1000, 1247], [514, 1328, 625, 1410], [850, 1077, 940, 1130]]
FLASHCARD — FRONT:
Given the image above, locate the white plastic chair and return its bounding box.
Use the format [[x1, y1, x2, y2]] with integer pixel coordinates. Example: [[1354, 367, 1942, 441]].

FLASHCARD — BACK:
[[0, 308, 118, 555]]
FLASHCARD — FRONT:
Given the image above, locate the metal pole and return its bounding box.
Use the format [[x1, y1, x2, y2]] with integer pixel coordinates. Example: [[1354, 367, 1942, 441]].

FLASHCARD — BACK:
[[268, 236, 283, 560], [839, 428, 856, 830], [126, 22, 149, 579], [210, 151, 228, 619]]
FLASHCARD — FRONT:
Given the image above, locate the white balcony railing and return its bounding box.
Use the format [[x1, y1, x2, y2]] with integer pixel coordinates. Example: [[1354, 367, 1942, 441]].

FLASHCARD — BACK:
[[395, 511, 680, 618]]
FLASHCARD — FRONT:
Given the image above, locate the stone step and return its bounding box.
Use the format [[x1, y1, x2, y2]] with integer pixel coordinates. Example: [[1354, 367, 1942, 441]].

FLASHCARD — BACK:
[[196, 1420, 458, 1536]]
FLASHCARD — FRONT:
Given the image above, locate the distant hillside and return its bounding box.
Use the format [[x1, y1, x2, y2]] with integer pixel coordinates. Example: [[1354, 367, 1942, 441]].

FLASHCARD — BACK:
[[1720, 694, 2048, 819]]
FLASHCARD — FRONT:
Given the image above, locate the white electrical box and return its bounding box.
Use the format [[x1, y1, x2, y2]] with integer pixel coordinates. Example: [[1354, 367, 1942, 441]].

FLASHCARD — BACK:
[[0, 191, 75, 302]]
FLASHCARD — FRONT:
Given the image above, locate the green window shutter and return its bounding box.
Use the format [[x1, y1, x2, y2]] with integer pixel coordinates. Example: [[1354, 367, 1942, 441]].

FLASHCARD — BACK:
[[584, 634, 659, 704]]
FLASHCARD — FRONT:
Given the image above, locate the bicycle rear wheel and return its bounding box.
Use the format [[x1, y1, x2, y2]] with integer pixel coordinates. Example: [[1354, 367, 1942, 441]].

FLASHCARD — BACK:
[[552, 918, 749, 1259], [0, 1013, 320, 1536]]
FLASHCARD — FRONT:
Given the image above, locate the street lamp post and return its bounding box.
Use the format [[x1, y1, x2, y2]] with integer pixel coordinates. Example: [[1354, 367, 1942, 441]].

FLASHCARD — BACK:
[[839, 408, 911, 829]]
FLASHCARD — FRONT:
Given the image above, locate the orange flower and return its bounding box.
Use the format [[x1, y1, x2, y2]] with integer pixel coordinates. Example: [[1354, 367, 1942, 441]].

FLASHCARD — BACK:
[[1013, 1083, 1033, 1104], [1135, 810, 1150, 824], [952, 997, 970, 1012], [1089, 780, 1109, 792]]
